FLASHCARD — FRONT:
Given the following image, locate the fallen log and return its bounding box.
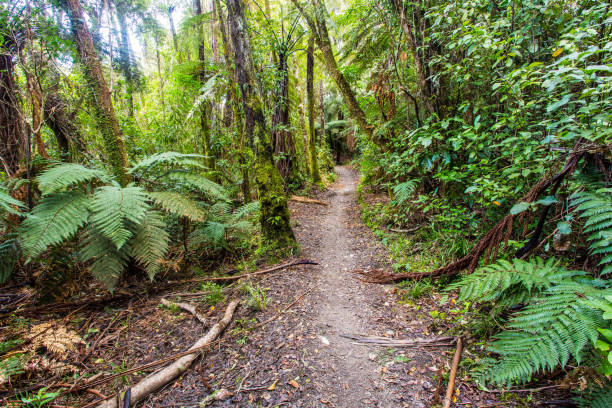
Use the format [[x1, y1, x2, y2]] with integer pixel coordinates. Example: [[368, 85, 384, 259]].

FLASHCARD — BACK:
[[97, 300, 240, 408], [443, 337, 463, 408], [290, 195, 329, 206]]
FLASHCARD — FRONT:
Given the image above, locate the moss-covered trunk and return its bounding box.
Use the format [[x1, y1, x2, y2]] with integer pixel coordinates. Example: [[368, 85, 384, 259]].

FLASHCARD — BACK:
[[271, 51, 297, 182], [226, 0, 295, 247], [306, 36, 321, 182], [60, 0, 130, 186], [0, 43, 24, 176]]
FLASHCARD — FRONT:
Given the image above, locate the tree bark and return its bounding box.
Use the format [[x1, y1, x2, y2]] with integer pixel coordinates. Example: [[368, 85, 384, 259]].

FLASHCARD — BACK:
[[115, 2, 135, 118], [306, 37, 321, 182], [214, 0, 251, 202], [226, 0, 295, 248], [43, 93, 85, 161], [60, 0, 130, 186], [0, 38, 25, 176], [291, 0, 379, 146], [271, 50, 296, 182], [167, 6, 182, 64]]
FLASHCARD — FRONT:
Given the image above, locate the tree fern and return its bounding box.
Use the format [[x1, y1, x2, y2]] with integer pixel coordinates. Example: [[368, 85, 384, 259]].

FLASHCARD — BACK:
[[146, 191, 207, 222], [130, 210, 169, 280], [89, 185, 150, 249], [392, 180, 418, 205], [448, 257, 584, 304], [163, 171, 228, 201], [571, 188, 612, 275], [129, 152, 207, 174], [0, 187, 24, 215], [36, 163, 110, 195], [79, 227, 132, 291], [454, 259, 611, 386], [20, 192, 91, 259], [0, 238, 19, 283], [189, 201, 258, 251]]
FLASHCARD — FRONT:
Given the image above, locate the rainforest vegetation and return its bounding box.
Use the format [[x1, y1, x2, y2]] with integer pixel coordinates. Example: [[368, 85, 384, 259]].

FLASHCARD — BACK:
[[0, 0, 611, 406]]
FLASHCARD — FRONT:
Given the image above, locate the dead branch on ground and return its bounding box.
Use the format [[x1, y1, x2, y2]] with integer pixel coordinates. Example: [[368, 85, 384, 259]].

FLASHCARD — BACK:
[[290, 195, 329, 206], [160, 298, 207, 324], [340, 334, 455, 347], [97, 300, 240, 408], [443, 337, 463, 408]]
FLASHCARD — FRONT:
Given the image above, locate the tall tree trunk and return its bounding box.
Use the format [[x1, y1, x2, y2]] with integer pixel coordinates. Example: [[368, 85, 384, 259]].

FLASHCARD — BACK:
[[115, 3, 135, 118], [168, 6, 182, 64], [292, 55, 309, 172], [43, 93, 86, 161], [319, 80, 325, 149], [306, 36, 321, 182], [60, 0, 130, 186], [291, 0, 379, 146], [226, 0, 295, 247], [0, 44, 25, 176], [154, 34, 165, 119], [214, 0, 250, 202], [271, 51, 296, 182], [194, 0, 216, 178]]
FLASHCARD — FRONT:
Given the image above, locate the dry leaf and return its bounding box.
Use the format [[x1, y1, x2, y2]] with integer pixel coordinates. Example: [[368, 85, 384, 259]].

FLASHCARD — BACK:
[[267, 379, 279, 391], [288, 379, 299, 389]]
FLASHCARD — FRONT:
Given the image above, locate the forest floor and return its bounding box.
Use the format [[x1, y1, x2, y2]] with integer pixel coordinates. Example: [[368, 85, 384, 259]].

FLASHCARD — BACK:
[[7, 166, 553, 407]]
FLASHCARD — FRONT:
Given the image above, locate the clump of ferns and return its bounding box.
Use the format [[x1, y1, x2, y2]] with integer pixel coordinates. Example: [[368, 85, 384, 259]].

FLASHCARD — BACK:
[[17, 153, 232, 291]]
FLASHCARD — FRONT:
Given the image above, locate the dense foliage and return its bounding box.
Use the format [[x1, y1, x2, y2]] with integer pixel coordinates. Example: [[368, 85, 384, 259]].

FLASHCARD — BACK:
[[0, 0, 610, 404]]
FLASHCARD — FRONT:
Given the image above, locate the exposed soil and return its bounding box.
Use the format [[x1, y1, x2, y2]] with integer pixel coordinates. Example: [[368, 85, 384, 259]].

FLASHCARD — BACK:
[[3, 166, 546, 407]]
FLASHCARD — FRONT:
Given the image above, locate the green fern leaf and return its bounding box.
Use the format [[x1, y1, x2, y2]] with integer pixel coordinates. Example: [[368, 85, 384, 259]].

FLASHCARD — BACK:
[[37, 163, 110, 195], [0, 238, 19, 283], [79, 227, 131, 291], [146, 191, 207, 222], [90, 185, 149, 249], [129, 152, 207, 174], [163, 172, 228, 201], [131, 210, 169, 280], [392, 180, 418, 204], [0, 188, 24, 215], [20, 192, 91, 259], [230, 201, 260, 224]]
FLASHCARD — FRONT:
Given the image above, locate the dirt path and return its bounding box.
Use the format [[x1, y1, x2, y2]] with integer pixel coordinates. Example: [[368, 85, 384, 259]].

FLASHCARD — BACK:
[[149, 166, 436, 407]]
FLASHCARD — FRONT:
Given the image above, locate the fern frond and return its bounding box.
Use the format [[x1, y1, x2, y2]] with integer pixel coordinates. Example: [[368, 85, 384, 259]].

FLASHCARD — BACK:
[[146, 191, 207, 222], [129, 152, 207, 174], [575, 383, 612, 408], [209, 201, 232, 221], [79, 227, 131, 290], [20, 192, 91, 259], [392, 180, 418, 204], [36, 163, 110, 195], [571, 188, 612, 275], [482, 281, 610, 385], [448, 257, 583, 303], [90, 185, 149, 249], [230, 201, 260, 224], [202, 221, 226, 246], [163, 172, 228, 201], [130, 210, 169, 280], [0, 238, 19, 283], [0, 188, 24, 215]]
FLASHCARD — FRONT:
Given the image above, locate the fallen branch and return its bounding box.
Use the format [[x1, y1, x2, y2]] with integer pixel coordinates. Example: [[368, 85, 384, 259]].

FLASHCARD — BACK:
[[290, 195, 329, 206], [161, 298, 207, 324], [443, 337, 463, 408], [388, 226, 420, 234], [97, 300, 240, 408], [340, 334, 455, 347], [170, 259, 317, 284]]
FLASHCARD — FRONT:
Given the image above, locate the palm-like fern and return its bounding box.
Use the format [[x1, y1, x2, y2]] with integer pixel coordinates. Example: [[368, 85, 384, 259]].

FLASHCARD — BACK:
[[454, 258, 611, 386], [18, 158, 226, 290], [189, 201, 259, 250], [0, 238, 19, 284], [392, 180, 419, 205], [571, 188, 612, 275], [0, 187, 24, 215], [128, 152, 207, 175]]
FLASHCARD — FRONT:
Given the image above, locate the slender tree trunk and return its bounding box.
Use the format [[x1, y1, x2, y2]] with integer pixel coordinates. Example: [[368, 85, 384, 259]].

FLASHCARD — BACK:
[[214, 0, 250, 202], [194, 0, 216, 179], [60, 0, 130, 185], [43, 93, 85, 161], [292, 55, 309, 172], [319, 80, 325, 149], [306, 36, 321, 182], [271, 51, 296, 182], [154, 34, 165, 119], [0, 45, 25, 176], [168, 6, 182, 64], [115, 3, 135, 118], [226, 0, 295, 247]]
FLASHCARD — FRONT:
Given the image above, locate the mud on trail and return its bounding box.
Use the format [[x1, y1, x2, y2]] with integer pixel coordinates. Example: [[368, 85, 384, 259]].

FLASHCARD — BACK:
[[142, 166, 441, 407]]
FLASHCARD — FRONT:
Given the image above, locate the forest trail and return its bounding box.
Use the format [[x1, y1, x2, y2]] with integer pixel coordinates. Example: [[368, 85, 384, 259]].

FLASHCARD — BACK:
[[299, 165, 395, 407], [151, 166, 435, 407]]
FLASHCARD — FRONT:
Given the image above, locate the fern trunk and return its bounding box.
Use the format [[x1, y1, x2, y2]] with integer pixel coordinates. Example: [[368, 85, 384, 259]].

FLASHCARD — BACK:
[[226, 0, 295, 248], [60, 0, 130, 186]]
